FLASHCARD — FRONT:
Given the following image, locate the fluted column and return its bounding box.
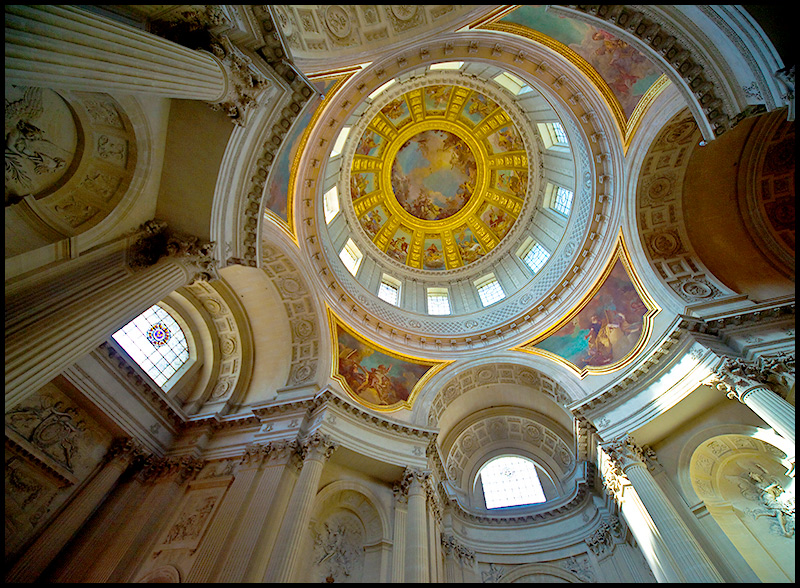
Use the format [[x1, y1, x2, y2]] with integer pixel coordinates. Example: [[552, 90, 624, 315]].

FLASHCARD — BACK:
[[5, 5, 228, 101], [263, 433, 337, 582], [391, 484, 408, 583], [403, 468, 430, 583], [604, 437, 723, 582], [182, 455, 256, 583], [216, 441, 296, 582], [5, 221, 217, 409], [83, 455, 204, 582], [6, 438, 142, 583], [711, 357, 795, 447]]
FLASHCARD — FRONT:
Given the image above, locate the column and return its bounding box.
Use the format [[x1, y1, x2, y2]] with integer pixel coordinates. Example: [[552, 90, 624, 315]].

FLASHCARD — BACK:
[[391, 484, 407, 583], [604, 437, 723, 583], [404, 468, 430, 583], [216, 441, 297, 582], [5, 221, 216, 409], [246, 445, 298, 582], [183, 455, 257, 583], [712, 358, 795, 447], [82, 455, 204, 582], [6, 438, 142, 582], [5, 5, 228, 101], [263, 433, 337, 582]]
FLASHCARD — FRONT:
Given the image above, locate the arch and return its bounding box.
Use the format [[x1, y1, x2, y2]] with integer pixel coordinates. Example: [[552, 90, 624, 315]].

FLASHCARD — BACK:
[[423, 357, 581, 431], [500, 562, 584, 583], [136, 564, 181, 583], [305, 480, 392, 583], [687, 432, 794, 582], [312, 480, 391, 546]]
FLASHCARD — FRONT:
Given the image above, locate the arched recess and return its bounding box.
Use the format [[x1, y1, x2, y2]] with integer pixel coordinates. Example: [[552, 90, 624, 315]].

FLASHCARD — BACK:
[[102, 278, 254, 417], [682, 108, 794, 300], [442, 406, 577, 509], [634, 107, 744, 313], [500, 561, 584, 583], [6, 88, 145, 262], [688, 432, 795, 582], [302, 480, 391, 584], [424, 359, 580, 431]]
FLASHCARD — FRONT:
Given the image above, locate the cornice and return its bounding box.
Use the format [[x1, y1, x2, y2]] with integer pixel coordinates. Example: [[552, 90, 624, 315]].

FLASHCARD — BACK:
[[296, 30, 624, 357], [445, 460, 595, 526]]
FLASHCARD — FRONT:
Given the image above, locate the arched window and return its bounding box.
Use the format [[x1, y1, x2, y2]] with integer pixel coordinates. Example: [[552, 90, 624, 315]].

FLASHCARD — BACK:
[[477, 455, 547, 509], [112, 304, 191, 391]]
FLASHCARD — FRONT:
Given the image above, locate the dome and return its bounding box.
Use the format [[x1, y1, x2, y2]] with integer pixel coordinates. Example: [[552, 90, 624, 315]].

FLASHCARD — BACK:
[[304, 56, 607, 356]]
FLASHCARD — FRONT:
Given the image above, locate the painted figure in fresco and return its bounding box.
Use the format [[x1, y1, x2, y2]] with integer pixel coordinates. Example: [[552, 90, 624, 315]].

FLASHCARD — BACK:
[[424, 242, 445, 269], [381, 98, 407, 120], [484, 207, 512, 238], [386, 235, 409, 263], [360, 209, 383, 238], [356, 364, 396, 405], [456, 229, 484, 264], [495, 127, 523, 152], [467, 93, 497, 118], [350, 173, 369, 200], [425, 85, 450, 109], [357, 133, 380, 156]]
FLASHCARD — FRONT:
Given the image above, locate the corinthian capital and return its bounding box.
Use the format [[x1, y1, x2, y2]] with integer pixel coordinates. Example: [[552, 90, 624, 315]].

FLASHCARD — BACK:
[[602, 435, 649, 472], [709, 357, 772, 401], [207, 35, 271, 126], [299, 432, 338, 463]]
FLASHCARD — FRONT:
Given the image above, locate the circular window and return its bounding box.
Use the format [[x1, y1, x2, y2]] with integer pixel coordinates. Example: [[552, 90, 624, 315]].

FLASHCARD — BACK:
[[477, 455, 547, 509]]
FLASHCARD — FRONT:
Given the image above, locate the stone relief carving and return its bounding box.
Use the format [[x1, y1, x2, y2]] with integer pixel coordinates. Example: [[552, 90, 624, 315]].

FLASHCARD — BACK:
[[735, 467, 795, 538], [163, 494, 217, 546], [311, 511, 365, 583], [428, 363, 571, 426], [481, 562, 505, 583], [585, 516, 623, 559], [261, 243, 321, 388], [5, 85, 75, 203]]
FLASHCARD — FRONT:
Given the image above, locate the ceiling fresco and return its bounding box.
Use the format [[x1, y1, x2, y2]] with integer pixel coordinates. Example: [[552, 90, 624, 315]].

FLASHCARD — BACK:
[[329, 309, 451, 411], [513, 234, 660, 378], [350, 83, 529, 271], [478, 5, 668, 140]]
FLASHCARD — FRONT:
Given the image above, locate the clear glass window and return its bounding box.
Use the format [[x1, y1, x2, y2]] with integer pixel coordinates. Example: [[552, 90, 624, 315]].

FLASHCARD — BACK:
[[552, 186, 574, 217], [112, 304, 190, 391], [339, 238, 363, 276], [323, 185, 340, 224], [476, 275, 506, 307], [427, 288, 451, 315], [522, 242, 550, 274], [479, 456, 546, 509], [551, 122, 568, 145], [378, 275, 400, 305]]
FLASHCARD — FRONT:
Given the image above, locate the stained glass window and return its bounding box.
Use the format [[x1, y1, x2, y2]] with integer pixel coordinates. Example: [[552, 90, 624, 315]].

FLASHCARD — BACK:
[[112, 304, 190, 391], [479, 456, 546, 509]]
